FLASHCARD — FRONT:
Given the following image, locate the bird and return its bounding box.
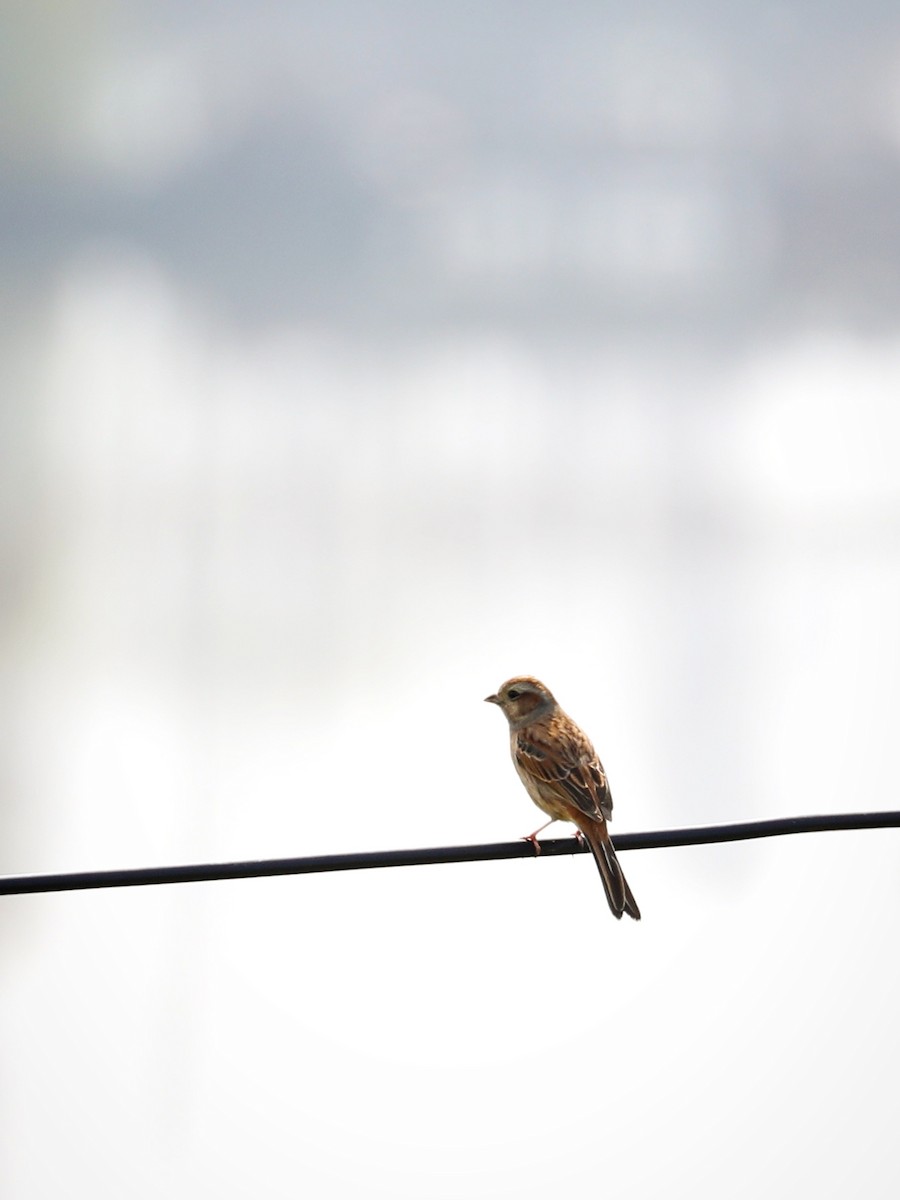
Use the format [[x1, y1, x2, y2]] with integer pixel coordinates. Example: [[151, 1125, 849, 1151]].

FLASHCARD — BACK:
[[485, 676, 640, 921]]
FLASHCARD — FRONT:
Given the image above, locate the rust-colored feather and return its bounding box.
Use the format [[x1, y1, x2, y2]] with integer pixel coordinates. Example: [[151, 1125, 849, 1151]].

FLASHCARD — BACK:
[[514, 712, 613, 823]]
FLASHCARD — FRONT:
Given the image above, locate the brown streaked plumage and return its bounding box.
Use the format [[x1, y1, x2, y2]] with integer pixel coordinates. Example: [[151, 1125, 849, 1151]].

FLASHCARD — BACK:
[[485, 675, 640, 921]]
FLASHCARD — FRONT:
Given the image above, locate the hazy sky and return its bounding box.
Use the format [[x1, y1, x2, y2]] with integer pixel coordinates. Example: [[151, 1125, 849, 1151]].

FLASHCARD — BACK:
[[2, 4, 899, 1199]]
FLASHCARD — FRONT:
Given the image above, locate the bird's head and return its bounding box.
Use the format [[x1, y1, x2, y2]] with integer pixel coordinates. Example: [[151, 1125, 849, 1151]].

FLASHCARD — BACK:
[[484, 676, 556, 729]]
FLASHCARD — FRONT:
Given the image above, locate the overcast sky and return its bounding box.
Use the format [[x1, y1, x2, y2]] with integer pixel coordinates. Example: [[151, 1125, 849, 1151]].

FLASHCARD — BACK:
[[2, 4, 899, 1198]]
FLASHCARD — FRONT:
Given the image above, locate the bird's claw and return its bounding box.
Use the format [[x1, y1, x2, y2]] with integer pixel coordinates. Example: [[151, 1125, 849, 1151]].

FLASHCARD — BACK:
[[523, 832, 543, 857]]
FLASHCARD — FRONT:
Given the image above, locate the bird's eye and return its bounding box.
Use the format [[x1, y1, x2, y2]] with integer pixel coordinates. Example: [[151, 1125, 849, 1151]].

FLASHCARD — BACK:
[[506, 688, 522, 700]]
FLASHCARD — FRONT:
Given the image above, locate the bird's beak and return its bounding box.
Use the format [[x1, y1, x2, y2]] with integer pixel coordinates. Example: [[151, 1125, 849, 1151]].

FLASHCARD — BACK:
[[484, 693, 499, 704]]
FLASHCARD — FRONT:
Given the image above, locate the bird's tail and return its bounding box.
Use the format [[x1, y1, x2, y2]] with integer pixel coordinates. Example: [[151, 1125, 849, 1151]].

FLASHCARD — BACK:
[[580, 821, 641, 921]]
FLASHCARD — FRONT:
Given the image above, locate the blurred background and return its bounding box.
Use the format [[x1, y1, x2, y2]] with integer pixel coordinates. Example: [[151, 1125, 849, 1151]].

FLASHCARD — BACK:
[[2, 2, 899, 1197]]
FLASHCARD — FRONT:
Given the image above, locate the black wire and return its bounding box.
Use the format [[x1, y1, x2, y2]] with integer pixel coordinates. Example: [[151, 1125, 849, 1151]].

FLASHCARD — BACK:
[[1, 811, 898, 896]]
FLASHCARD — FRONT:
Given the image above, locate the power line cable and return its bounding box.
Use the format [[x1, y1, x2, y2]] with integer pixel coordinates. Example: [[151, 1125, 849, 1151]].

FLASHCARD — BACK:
[[1, 810, 898, 896]]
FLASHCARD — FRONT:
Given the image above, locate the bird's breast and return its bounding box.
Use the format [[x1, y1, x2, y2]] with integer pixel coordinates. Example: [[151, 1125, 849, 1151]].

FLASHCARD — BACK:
[[510, 742, 573, 821]]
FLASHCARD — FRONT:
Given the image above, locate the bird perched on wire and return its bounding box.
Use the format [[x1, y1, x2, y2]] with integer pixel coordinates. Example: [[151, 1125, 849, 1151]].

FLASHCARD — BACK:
[[485, 676, 640, 921]]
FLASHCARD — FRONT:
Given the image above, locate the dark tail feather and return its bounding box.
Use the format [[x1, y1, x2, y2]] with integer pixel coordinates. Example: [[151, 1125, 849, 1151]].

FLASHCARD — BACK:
[[581, 822, 641, 921]]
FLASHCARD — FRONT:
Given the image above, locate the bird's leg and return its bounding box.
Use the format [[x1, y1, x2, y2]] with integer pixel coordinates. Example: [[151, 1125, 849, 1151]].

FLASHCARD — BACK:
[[522, 818, 556, 856]]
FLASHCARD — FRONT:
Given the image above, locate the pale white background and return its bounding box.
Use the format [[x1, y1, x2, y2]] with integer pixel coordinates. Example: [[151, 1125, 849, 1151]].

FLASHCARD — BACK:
[[2, 4, 900, 1198]]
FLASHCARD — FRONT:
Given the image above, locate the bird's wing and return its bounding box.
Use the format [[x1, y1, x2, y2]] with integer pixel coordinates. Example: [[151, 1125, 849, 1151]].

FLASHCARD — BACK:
[[514, 721, 614, 823]]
